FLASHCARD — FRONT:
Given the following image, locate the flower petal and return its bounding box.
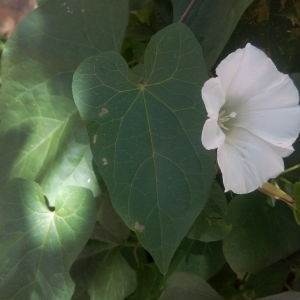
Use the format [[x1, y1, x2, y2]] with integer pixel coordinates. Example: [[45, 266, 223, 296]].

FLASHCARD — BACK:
[[235, 107, 300, 149], [201, 77, 225, 117], [201, 118, 225, 150], [269, 144, 294, 158], [216, 47, 244, 92], [217, 128, 284, 194], [217, 43, 287, 108], [241, 75, 299, 111]]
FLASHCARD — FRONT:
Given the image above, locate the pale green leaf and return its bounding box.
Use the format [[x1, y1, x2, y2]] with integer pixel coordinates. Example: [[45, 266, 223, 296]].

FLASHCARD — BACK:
[[0, 1, 128, 296], [0, 178, 96, 299], [0, 0, 129, 202]]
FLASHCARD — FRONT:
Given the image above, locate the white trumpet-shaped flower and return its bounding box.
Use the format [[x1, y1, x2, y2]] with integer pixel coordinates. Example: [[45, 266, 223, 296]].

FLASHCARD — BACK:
[[201, 43, 300, 194]]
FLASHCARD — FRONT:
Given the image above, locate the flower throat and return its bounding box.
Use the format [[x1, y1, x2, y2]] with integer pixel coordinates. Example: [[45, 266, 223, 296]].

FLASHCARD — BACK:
[[218, 109, 237, 131]]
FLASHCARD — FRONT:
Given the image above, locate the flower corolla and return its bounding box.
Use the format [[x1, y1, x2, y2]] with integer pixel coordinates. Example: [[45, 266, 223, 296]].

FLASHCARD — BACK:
[[201, 43, 300, 194]]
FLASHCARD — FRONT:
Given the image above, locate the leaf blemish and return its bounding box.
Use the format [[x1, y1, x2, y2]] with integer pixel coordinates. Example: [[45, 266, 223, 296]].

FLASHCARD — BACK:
[[99, 107, 109, 117], [134, 221, 145, 233], [92, 135, 97, 144], [44, 196, 55, 212], [61, 3, 73, 14], [101, 157, 108, 166]]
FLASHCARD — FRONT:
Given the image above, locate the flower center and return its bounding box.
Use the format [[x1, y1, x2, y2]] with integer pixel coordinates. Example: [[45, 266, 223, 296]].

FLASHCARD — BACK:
[[218, 109, 237, 131]]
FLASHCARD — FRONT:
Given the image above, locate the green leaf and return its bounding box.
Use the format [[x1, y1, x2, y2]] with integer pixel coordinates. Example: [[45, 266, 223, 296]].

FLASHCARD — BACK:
[[0, 178, 96, 299], [159, 272, 223, 300], [71, 250, 136, 300], [88, 252, 136, 300], [0, 0, 129, 202], [130, 0, 151, 11], [188, 182, 232, 242], [40, 115, 100, 204], [172, 0, 254, 69], [73, 23, 214, 273], [257, 291, 300, 300], [223, 192, 300, 273], [244, 261, 289, 298], [0, 1, 128, 296], [93, 193, 130, 244], [208, 264, 240, 299], [127, 264, 164, 300], [173, 240, 225, 280]]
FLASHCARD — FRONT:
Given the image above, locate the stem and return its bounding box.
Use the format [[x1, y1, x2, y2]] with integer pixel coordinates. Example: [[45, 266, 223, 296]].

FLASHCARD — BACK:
[[282, 163, 300, 174], [178, 0, 197, 22]]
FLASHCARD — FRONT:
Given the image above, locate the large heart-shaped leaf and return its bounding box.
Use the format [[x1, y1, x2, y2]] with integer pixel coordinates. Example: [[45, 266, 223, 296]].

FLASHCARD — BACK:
[[172, 0, 254, 69], [73, 23, 214, 273], [0, 178, 96, 299]]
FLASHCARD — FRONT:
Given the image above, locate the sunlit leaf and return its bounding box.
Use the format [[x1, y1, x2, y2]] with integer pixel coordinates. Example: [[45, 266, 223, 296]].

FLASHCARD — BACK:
[[0, 0, 128, 297], [0, 178, 96, 299], [0, 0, 129, 202]]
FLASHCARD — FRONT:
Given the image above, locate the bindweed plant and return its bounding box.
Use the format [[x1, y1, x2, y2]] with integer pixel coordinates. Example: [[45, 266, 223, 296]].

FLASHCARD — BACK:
[[1, 0, 300, 299]]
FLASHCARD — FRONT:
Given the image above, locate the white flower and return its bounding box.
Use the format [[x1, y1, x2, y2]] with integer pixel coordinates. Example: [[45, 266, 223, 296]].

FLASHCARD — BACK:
[[201, 43, 300, 194]]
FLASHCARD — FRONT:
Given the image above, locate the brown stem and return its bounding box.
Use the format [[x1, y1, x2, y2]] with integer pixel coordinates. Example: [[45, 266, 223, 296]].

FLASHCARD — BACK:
[[178, 0, 197, 22]]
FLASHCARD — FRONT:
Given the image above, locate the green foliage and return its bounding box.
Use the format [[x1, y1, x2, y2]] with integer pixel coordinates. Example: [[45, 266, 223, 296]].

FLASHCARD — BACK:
[[159, 272, 223, 300], [172, 0, 255, 69], [73, 23, 214, 273], [0, 178, 96, 299], [71, 250, 136, 300], [223, 192, 300, 273], [188, 182, 232, 242], [172, 239, 225, 280], [1, 0, 300, 298]]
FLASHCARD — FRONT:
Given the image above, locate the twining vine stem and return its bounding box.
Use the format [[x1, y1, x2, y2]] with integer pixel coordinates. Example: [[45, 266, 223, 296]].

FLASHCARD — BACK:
[[282, 163, 300, 174], [178, 0, 197, 23]]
